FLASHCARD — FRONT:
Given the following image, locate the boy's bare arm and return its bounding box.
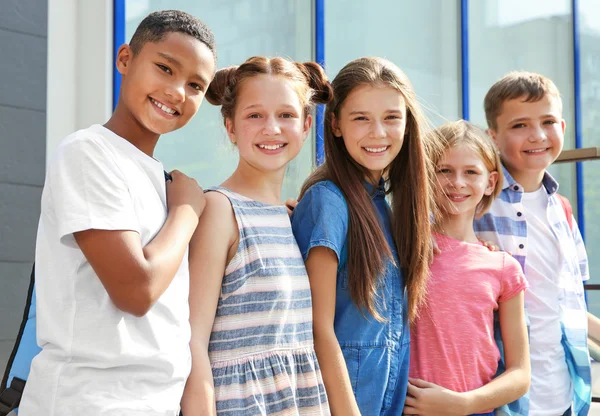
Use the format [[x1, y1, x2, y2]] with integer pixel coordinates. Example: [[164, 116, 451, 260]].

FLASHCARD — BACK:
[[74, 170, 205, 316]]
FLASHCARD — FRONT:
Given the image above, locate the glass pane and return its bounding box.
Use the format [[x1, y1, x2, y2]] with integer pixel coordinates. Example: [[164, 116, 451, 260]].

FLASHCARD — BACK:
[[580, 0, 600, 149], [124, 0, 313, 200], [468, 0, 574, 146], [324, 0, 461, 126], [580, 0, 600, 285], [468, 0, 576, 204]]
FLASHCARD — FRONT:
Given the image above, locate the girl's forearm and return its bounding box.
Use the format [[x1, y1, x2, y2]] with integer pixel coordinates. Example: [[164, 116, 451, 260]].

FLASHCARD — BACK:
[[460, 367, 530, 414], [314, 333, 361, 416], [181, 353, 217, 416]]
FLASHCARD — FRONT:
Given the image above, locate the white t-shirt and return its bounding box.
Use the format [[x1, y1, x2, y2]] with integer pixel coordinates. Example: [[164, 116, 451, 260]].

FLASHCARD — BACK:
[[19, 125, 191, 416], [521, 186, 572, 416]]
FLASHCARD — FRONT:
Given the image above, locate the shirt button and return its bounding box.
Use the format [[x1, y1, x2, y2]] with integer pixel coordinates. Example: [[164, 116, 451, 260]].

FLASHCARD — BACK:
[[517, 212, 522, 217], [519, 244, 524, 249], [514, 186, 519, 191]]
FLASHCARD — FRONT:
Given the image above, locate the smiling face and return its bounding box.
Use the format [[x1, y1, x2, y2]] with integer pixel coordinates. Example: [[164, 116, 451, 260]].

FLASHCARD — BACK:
[[331, 84, 407, 182], [436, 144, 498, 219], [117, 31, 216, 135], [225, 74, 312, 173], [489, 95, 565, 182]]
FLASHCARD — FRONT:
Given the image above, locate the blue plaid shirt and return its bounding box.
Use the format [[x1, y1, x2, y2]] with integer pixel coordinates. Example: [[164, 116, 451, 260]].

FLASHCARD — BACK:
[[474, 167, 591, 416]]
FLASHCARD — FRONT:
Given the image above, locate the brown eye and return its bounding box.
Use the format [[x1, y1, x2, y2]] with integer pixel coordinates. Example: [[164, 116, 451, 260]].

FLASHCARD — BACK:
[[156, 64, 172, 74], [189, 83, 203, 92]]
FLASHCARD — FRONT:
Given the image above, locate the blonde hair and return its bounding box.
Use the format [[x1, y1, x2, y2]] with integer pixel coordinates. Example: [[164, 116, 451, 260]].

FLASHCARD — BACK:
[[429, 120, 502, 218], [484, 71, 562, 130]]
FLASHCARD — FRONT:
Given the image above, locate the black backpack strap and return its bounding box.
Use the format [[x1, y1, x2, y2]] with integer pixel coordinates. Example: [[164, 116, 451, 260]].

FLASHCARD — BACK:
[[0, 265, 35, 415], [0, 377, 25, 416]]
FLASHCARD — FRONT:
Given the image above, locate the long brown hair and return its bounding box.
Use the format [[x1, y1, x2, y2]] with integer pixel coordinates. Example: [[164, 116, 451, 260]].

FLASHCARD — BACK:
[[205, 56, 333, 119], [299, 57, 435, 323]]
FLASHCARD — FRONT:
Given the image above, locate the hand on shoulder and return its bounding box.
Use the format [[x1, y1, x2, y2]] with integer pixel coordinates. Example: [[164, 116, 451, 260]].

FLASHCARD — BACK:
[[166, 170, 205, 218]]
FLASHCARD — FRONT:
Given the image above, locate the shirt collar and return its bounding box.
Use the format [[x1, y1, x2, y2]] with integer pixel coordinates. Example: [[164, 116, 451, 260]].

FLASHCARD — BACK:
[[364, 177, 387, 199], [501, 165, 559, 195]]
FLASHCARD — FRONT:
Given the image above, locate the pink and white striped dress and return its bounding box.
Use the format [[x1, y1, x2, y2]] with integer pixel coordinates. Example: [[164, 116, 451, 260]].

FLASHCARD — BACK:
[[205, 187, 329, 416]]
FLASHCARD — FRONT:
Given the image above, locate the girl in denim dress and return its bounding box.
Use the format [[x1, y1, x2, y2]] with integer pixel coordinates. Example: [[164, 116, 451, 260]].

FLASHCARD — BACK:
[[291, 57, 435, 416]]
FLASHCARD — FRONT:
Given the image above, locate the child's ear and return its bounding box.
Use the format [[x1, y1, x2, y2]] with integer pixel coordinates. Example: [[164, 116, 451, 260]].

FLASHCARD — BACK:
[[560, 119, 566, 134], [485, 171, 499, 195], [116, 44, 133, 76], [331, 113, 342, 137], [487, 128, 501, 151], [303, 114, 313, 141], [225, 118, 236, 144]]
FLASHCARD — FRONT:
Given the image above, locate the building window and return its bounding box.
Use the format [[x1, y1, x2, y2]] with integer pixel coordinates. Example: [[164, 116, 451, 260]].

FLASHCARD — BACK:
[[324, 0, 461, 126], [580, 0, 600, 297]]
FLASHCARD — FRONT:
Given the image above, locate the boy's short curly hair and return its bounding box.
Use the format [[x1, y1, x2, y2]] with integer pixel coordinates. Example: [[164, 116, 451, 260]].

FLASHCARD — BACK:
[[129, 10, 216, 63]]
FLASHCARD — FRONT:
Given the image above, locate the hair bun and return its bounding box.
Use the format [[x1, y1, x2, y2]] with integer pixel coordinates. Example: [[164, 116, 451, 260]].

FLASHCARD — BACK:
[[298, 62, 333, 105], [206, 66, 238, 106]]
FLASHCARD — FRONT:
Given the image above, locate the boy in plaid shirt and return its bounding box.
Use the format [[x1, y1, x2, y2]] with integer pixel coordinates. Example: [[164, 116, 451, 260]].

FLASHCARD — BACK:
[[474, 71, 591, 416]]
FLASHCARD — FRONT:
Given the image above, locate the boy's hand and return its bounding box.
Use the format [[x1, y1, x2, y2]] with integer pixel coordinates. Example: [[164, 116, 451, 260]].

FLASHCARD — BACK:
[[475, 237, 514, 255], [477, 237, 499, 252], [166, 170, 206, 217]]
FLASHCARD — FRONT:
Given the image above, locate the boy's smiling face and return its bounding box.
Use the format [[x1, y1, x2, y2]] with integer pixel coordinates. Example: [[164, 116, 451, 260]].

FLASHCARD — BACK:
[[117, 31, 215, 135], [489, 95, 565, 189]]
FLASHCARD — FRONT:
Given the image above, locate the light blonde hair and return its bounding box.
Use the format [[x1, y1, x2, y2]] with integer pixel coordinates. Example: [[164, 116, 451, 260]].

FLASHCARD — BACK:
[[429, 120, 502, 218], [484, 71, 562, 130]]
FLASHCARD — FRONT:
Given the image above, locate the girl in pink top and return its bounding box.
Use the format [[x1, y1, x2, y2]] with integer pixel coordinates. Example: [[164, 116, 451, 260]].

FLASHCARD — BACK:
[[405, 120, 530, 416]]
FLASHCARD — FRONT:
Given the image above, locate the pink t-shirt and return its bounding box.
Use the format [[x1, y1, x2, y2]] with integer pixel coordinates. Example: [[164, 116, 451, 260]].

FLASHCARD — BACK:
[[410, 233, 527, 393]]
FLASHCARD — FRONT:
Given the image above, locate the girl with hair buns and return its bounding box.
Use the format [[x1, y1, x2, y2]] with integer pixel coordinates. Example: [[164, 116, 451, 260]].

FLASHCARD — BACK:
[[291, 57, 435, 415], [181, 56, 332, 415]]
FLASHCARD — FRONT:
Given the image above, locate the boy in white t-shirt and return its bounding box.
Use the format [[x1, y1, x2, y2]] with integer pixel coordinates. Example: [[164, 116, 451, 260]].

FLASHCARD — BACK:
[[18, 10, 217, 416]]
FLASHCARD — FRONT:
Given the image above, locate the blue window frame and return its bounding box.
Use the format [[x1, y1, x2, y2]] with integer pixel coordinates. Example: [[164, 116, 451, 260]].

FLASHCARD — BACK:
[[113, 0, 125, 111]]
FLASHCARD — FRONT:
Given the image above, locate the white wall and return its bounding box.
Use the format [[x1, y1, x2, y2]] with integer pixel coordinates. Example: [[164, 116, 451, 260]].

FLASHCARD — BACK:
[[47, 0, 114, 159]]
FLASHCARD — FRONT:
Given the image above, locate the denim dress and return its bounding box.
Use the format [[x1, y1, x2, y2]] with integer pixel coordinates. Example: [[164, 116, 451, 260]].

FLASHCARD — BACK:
[[291, 180, 410, 416]]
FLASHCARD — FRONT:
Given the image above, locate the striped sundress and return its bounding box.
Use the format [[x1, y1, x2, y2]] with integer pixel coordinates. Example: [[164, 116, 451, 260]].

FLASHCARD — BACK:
[[207, 187, 330, 416]]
